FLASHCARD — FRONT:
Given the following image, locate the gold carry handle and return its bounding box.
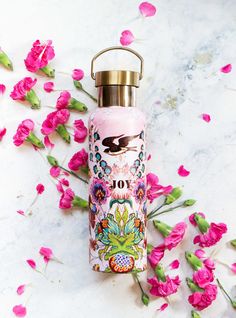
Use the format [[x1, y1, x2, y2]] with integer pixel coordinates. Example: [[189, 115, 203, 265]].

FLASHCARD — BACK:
[[91, 46, 144, 80]]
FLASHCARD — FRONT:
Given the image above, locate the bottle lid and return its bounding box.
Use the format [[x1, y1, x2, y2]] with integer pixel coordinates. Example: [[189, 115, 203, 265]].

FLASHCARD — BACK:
[[91, 46, 143, 88]]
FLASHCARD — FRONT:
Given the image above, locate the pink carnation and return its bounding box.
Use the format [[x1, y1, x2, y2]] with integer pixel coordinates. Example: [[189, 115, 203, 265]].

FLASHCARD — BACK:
[[193, 222, 227, 248], [164, 222, 187, 250], [146, 173, 172, 203], [74, 119, 88, 143], [193, 267, 214, 288], [59, 188, 75, 209], [148, 244, 165, 268], [56, 91, 71, 109], [188, 284, 217, 311], [72, 69, 84, 81], [24, 40, 55, 72], [148, 275, 181, 297], [41, 109, 70, 135], [10, 77, 37, 101], [13, 119, 34, 146], [68, 148, 88, 171]]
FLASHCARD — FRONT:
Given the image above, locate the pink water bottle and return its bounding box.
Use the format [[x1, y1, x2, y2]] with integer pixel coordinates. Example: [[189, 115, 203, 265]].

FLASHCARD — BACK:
[[88, 47, 147, 273]]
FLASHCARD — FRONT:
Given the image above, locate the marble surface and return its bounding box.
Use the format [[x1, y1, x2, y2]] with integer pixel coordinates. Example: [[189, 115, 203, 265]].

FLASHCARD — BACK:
[[1, 0, 236, 317]]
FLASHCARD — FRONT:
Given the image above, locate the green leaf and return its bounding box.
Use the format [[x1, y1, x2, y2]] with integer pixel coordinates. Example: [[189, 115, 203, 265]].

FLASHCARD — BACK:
[[115, 207, 122, 223], [122, 206, 129, 224]]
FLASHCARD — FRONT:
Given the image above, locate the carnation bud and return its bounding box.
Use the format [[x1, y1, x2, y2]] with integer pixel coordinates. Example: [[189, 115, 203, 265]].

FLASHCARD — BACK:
[[191, 310, 201, 318], [185, 251, 202, 271], [25, 89, 41, 109], [183, 199, 196, 207], [40, 65, 55, 78], [72, 196, 88, 209], [69, 97, 88, 112], [0, 48, 13, 70], [153, 220, 172, 238], [73, 80, 83, 90], [230, 239, 236, 248], [47, 155, 58, 166], [194, 213, 210, 233], [165, 187, 182, 205], [141, 292, 149, 306], [56, 124, 70, 143]]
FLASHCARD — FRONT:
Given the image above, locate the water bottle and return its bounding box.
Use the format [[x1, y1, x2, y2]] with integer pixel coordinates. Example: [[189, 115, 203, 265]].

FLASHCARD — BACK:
[[88, 47, 147, 273]]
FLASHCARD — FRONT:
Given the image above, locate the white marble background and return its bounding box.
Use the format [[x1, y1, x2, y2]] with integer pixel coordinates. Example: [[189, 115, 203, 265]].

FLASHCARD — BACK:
[[0, 0, 236, 317]]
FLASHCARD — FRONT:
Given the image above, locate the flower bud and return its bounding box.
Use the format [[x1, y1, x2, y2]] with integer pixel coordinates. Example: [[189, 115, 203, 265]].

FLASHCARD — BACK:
[[0, 49, 13, 70], [26, 132, 44, 148], [185, 252, 202, 271], [40, 65, 55, 78], [183, 199, 196, 207], [72, 196, 88, 209], [165, 187, 182, 205], [155, 264, 166, 282], [69, 97, 88, 112], [56, 124, 70, 143], [230, 239, 236, 248], [73, 80, 83, 90], [141, 292, 149, 306], [153, 220, 172, 237], [25, 89, 41, 109], [47, 155, 58, 166], [191, 310, 201, 318], [194, 213, 210, 233]]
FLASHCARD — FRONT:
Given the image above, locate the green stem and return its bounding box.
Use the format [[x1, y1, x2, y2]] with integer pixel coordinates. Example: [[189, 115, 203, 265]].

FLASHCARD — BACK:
[[147, 202, 165, 219], [81, 87, 97, 103], [216, 278, 236, 308], [148, 203, 183, 220], [58, 165, 88, 184], [132, 273, 149, 306]]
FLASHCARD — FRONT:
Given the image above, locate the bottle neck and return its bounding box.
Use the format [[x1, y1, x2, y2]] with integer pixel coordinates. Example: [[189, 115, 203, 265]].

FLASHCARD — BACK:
[[97, 85, 136, 107]]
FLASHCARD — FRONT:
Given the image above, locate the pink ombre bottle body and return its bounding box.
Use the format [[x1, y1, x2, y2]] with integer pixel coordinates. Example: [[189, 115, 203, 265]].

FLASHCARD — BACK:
[[88, 47, 146, 273]]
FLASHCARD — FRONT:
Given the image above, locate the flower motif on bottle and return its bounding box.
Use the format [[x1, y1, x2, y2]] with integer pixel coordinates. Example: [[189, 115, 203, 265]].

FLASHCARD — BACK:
[[90, 178, 110, 205], [133, 178, 146, 204]]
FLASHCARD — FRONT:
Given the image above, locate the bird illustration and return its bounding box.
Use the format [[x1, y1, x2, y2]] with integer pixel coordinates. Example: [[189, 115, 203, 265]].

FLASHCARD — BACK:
[[102, 131, 143, 156]]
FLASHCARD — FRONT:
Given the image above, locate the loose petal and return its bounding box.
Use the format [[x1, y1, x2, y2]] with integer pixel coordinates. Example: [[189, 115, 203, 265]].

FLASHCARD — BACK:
[[220, 64, 232, 73], [201, 113, 211, 123], [43, 81, 54, 92], [0, 127, 6, 141], [178, 165, 190, 177], [50, 166, 61, 177], [16, 284, 25, 295], [12, 305, 27, 317], [39, 246, 53, 263], [169, 259, 180, 270], [26, 259, 36, 269], [139, 2, 157, 17], [0, 83, 6, 95], [231, 263, 236, 274], [36, 183, 44, 194], [120, 30, 135, 46], [72, 69, 84, 81], [17, 210, 25, 216], [157, 303, 168, 312], [195, 249, 206, 259], [44, 136, 54, 149]]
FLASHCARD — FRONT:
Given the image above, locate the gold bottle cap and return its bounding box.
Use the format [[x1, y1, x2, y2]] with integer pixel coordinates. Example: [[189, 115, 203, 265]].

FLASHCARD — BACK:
[[91, 46, 143, 87]]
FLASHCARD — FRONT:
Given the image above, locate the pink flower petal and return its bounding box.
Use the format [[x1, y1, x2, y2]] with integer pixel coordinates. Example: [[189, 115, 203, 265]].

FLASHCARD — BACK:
[[72, 69, 84, 81], [44, 136, 54, 149], [0, 127, 7, 141], [12, 305, 27, 317], [157, 303, 168, 312], [220, 64, 232, 73], [39, 246, 53, 263], [139, 2, 157, 17], [201, 113, 211, 123], [0, 83, 6, 95], [50, 166, 61, 178], [231, 263, 236, 274], [17, 210, 25, 216], [43, 81, 54, 93], [36, 183, 44, 194], [178, 165, 190, 177], [169, 259, 180, 270], [26, 259, 36, 269], [120, 30, 134, 46], [60, 178, 69, 186], [56, 181, 64, 193], [147, 154, 151, 161], [16, 284, 25, 295], [195, 249, 206, 259]]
